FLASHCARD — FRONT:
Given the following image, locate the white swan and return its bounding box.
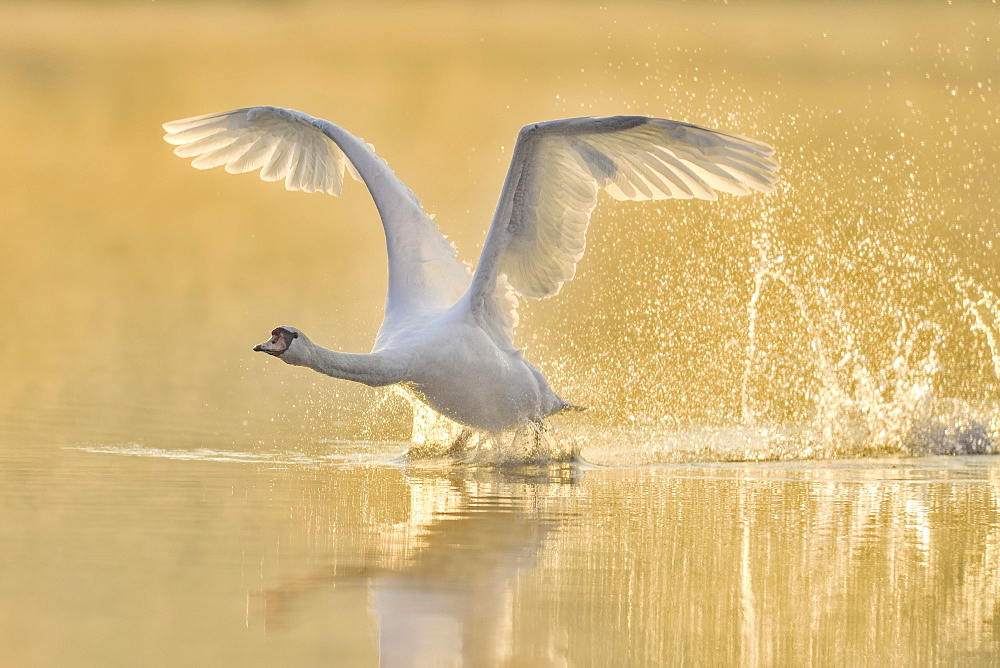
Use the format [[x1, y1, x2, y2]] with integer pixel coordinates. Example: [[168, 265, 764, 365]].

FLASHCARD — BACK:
[[163, 106, 778, 436]]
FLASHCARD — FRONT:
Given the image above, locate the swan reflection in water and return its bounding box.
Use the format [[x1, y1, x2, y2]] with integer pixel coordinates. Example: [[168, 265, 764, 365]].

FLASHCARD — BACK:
[[255, 465, 581, 665]]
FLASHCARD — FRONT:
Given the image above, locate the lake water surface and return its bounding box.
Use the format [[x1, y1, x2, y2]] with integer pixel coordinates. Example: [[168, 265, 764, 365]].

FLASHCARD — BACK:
[[3, 440, 1000, 665], [1, 2, 998, 665]]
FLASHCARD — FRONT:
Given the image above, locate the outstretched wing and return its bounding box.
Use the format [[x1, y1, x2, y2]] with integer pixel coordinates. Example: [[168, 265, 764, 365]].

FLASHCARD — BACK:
[[163, 106, 471, 325], [469, 115, 779, 342]]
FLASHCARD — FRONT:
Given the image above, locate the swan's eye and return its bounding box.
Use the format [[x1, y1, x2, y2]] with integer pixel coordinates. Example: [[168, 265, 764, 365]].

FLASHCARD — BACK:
[[271, 327, 297, 340]]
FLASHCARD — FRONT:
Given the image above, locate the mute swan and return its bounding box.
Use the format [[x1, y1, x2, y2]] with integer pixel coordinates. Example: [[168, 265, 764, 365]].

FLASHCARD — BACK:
[[163, 107, 778, 436]]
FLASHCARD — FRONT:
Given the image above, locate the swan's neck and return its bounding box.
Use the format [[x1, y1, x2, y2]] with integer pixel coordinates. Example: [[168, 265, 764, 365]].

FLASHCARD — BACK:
[[292, 344, 403, 388]]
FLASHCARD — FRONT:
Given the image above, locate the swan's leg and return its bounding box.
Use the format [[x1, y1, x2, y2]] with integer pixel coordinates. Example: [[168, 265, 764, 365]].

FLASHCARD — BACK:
[[529, 420, 579, 462], [473, 432, 491, 462], [528, 421, 552, 461], [454, 430, 496, 465], [446, 428, 474, 458]]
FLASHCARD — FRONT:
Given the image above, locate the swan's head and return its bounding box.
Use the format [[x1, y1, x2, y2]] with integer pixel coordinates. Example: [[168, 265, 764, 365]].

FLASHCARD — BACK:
[[253, 326, 306, 363]]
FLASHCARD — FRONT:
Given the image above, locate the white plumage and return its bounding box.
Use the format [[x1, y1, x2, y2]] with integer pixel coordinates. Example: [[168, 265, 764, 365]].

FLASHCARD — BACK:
[[164, 106, 778, 435]]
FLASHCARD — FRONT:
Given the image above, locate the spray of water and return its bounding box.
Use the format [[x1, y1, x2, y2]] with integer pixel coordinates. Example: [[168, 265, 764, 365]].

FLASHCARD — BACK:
[[316, 6, 999, 466], [385, 386, 579, 465], [393, 173, 998, 465], [737, 233, 996, 461]]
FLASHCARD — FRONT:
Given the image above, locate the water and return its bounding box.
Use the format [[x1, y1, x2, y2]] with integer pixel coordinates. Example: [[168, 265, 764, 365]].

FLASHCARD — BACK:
[[2, 1, 999, 664], [3, 448, 999, 665]]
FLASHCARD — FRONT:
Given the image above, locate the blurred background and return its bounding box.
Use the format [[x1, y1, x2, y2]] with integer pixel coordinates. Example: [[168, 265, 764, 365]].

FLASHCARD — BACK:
[[0, 0, 996, 457], [2, 3, 1000, 665]]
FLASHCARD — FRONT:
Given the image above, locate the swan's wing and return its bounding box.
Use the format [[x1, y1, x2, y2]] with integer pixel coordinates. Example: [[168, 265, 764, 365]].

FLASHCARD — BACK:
[[163, 107, 471, 321], [469, 115, 779, 342]]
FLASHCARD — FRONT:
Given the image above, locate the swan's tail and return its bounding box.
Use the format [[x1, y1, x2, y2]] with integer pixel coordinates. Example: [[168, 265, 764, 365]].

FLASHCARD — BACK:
[[553, 401, 588, 415]]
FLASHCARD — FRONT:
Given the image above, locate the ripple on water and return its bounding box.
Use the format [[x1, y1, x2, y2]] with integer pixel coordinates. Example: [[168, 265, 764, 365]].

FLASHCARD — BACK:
[[69, 442, 408, 467]]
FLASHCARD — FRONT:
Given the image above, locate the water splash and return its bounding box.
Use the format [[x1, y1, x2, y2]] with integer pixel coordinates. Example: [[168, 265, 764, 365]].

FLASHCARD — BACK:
[[385, 226, 1000, 467], [389, 386, 579, 465], [736, 234, 996, 460], [958, 278, 1000, 382]]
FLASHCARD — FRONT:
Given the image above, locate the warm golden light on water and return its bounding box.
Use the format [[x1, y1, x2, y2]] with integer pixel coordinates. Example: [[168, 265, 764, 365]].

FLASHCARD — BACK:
[[1, 1, 998, 663]]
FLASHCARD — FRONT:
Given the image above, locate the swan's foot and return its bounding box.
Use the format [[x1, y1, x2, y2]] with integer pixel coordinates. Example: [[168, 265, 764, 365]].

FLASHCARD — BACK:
[[528, 421, 582, 464], [446, 428, 475, 459], [451, 431, 499, 465], [471, 420, 572, 465], [527, 421, 551, 460], [441, 423, 582, 466]]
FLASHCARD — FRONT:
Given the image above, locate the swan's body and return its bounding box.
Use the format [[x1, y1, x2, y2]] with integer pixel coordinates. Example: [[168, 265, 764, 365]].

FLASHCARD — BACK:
[[163, 107, 778, 435]]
